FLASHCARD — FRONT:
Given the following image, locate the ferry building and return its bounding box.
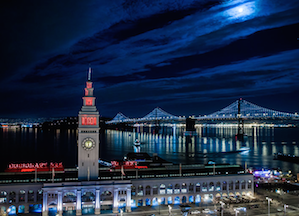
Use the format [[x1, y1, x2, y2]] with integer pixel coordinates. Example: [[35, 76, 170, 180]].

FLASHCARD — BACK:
[[0, 69, 253, 215]]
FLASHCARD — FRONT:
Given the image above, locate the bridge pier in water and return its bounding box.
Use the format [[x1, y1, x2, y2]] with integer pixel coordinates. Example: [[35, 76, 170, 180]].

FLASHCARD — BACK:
[[185, 118, 196, 136], [236, 98, 244, 140]]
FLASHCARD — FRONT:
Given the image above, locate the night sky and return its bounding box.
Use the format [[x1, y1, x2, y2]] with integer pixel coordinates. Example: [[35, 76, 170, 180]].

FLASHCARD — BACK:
[[1, 0, 299, 119]]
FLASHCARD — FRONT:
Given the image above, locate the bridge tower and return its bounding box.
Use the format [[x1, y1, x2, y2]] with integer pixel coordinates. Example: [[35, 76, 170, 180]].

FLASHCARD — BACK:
[[154, 108, 160, 133], [236, 98, 244, 140]]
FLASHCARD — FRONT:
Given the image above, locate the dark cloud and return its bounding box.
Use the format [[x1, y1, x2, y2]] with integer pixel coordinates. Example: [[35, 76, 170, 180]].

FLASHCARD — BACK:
[[0, 0, 299, 118]]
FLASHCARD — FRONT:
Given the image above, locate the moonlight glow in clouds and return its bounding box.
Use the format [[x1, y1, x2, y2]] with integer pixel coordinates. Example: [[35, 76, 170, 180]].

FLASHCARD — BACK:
[[0, 0, 299, 118]]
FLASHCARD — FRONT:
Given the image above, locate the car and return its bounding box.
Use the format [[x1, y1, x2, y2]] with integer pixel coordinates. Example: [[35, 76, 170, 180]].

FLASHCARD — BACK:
[[277, 209, 283, 212], [191, 210, 201, 214]]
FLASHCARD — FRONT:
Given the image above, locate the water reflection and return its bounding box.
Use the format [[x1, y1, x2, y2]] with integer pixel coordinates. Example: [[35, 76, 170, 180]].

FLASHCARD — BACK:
[[102, 126, 299, 172], [1, 126, 299, 173]]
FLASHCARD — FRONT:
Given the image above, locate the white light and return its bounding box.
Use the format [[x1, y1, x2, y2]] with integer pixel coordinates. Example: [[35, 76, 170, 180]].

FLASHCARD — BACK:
[[238, 7, 244, 13]]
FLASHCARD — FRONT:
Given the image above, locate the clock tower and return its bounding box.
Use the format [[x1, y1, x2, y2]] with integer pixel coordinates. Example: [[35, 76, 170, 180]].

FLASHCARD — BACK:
[[78, 67, 100, 181]]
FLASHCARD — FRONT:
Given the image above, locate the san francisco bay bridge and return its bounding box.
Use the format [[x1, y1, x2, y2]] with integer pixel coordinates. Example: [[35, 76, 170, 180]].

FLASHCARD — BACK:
[[106, 99, 298, 124]]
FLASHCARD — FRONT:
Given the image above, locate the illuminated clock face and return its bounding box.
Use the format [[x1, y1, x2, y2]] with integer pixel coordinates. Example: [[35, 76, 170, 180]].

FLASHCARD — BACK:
[[82, 138, 95, 150]]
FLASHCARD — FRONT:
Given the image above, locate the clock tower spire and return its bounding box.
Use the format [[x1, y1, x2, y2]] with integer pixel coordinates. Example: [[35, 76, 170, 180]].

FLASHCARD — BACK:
[[78, 67, 100, 181]]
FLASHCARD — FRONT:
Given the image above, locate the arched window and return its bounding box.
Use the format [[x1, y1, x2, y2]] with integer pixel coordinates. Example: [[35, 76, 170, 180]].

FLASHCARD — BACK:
[[248, 180, 252, 189], [235, 180, 240, 190], [101, 191, 112, 201], [153, 185, 158, 195], [145, 186, 151, 195], [82, 191, 95, 202], [9, 191, 16, 203], [229, 181, 233, 190], [202, 182, 207, 192], [145, 198, 151, 206], [138, 185, 143, 196], [167, 184, 173, 194], [63, 192, 76, 203], [189, 183, 194, 192], [195, 183, 200, 192], [131, 186, 136, 196], [174, 184, 180, 194], [37, 190, 43, 201], [209, 182, 214, 191], [0, 191, 7, 204], [241, 180, 246, 189], [19, 190, 25, 202], [181, 183, 187, 193], [160, 184, 166, 195], [216, 182, 221, 191], [28, 190, 35, 202], [223, 182, 227, 191]]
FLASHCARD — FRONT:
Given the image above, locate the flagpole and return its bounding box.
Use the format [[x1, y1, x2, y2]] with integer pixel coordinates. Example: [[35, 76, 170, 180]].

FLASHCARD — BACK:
[[179, 163, 182, 176], [35, 167, 37, 183], [52, 167, 55, 183], [213, 164, 215, 175]]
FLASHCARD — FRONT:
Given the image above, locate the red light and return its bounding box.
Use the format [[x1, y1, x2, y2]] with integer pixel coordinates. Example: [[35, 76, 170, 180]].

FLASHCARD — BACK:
[[86, 82, 92, 89], [85, 98, 92, 106], [6, 162, 64, 173], [81, 116, 97, 125]]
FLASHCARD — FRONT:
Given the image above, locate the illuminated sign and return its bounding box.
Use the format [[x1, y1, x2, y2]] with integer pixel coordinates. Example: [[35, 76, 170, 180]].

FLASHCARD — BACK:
[[81, 117, 97, 125], [111, 161, 147, 169], [6, 162, 63, 173]]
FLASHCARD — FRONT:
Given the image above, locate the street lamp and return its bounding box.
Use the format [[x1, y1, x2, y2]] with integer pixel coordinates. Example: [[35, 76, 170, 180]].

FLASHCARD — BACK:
[[234, 209, 239, 216], [266, 197, 272, 216], [219, 201, 224, 216], [284, 204, 288, 216], [168, 205, 172, 216], [158, 198, 161, 215]]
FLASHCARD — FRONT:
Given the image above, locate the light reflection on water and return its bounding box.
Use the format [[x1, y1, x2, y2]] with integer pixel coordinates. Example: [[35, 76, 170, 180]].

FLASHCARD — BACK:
[[0, 126, 299, 173], [102, 126, 299, 172]]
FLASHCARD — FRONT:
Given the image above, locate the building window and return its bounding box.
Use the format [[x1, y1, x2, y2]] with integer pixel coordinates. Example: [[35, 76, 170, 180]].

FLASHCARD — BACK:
[[145, 186, 151, 195], [159, 184, 166, 195], [19, 190, 25, 202], [202, 182, 207, 192], [248, 180, 252, 189], [131, 186, 136, 196], [174, 184, 180, 194], [229, 181, 233, 190], [235, 180, 240, 190], [0, 191, 7, 203], [223, 182, 227, 191], [28, 190, 34, 202], [137, 185, 143, 196], [216, 182, 221, 191], [209, 182, 214, 192], [241, 180, 246, 189], [189, 183, 194, 193], [9, 191, 16, 203], [196, 183, 201, 192], [167, 184, 173, 194], [153, 186, 158, 195], [181, 183, 187, 193]]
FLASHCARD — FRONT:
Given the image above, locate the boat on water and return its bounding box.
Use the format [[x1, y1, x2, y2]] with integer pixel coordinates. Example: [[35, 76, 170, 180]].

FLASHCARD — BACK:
[[219, 147, 250, 154], [274, 152, 299, 163], [134, 139, 140, 146]]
